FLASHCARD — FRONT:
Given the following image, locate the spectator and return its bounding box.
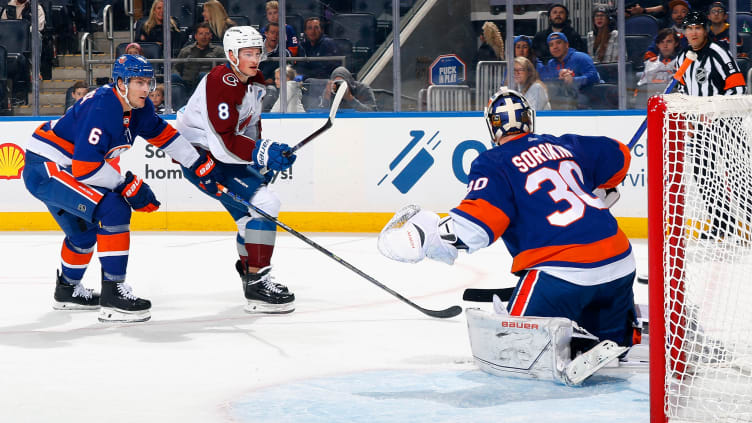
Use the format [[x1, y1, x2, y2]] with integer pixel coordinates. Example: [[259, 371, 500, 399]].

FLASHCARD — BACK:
[[514, 35, 542, 69], [261, 1, 300, 56], [296, 17, 338, 80], [707, 2, 735, 51], [66, 80, 89, 111], [175, 22, 224, 89], [201, 0, 235, 43], [627, 0, 715, 19], [320, 66, 376, 112], [532, 4, 586, 63], [539, 32, 600, 109], [259, 22, 292, 86], [476, 21, 504, 62], [125, 42, 143, 56], [149, 84, 165, 114], [587, 4, 619, 63], [513, 56, 550, 110], [638, 28, 680, 98], [139, 0, 182, 51], [271, 66, 305, 113], [1, 0, 45, 30], [643, 0, 690, 61]]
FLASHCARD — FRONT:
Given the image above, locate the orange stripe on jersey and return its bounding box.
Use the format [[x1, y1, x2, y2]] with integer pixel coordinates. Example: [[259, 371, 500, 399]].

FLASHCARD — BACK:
[[454, 198, 510, 242], [599, 141, 631, 189], [72, 159, 102, 178], [724, 72, 745, 90], [34, 124, 74, 155], [147, 124, 178, 148], [509, 270, 539, 316], [61, 243, 93, 266], [511, 229, 631, 273], [97, 232, 130, 253], [44, 162, 104, 203]]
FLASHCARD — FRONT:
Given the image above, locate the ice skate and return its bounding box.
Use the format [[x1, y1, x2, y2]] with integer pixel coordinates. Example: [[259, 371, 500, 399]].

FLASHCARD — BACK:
[[236, 260, 288, 293], [98, 281, 151, 323], [564, 340, 629, 385], [52, 270, 100, 310], [239, 265, 295, 314]]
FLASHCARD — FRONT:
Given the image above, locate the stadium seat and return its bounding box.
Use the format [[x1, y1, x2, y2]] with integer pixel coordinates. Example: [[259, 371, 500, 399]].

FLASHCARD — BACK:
[[737, 12, 752, 33], [738, 31, 752, 57], [230, 15, 250, 26], [625, 15, 660, 38], [116, 42, 163, 59], [583, 83, 619, 110], [332, 38, 354, 70], [170, 82, 190, 110], [224, 0, 266, 27], [170, 0, 196, 31], [736, 56, 751, 80], [301, 78, 328, 111], [738, 0, 752, 13], [595, 61, 634, 88], [285, 0, 322, 19], [0, 45, 9, 113], [286, 13, 304, 35], [626, 34, 653, 72], [328, 13, 377, 73], [0, 20, 31, 103]]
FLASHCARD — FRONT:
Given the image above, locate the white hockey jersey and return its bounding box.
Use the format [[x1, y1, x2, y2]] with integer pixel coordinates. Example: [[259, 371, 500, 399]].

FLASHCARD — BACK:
[[176, 64, 267, 164]]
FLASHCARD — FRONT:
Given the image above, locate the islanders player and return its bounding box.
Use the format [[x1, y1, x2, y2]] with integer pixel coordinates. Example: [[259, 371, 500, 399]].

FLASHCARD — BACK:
[[379, 88, 636, 384], [175, 26, 296, 313], [23, 55, 220, 323]]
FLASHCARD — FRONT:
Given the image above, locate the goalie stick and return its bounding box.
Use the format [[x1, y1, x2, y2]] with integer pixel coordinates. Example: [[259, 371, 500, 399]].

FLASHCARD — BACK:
[[627, 50, 697, 150], [219, 184, 462, 319]]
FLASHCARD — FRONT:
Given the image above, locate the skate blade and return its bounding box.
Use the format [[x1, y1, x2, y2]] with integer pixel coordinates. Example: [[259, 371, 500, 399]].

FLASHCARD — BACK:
[[244, 300, 295, 314], [53, 301, 100, 311], [98, 307, 151, 323], [564, 340, 629, 385]]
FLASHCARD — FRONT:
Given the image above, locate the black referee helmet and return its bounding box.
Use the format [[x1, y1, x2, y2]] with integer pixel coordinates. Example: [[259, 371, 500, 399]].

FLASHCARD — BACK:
[[683, 10, 709, 28]]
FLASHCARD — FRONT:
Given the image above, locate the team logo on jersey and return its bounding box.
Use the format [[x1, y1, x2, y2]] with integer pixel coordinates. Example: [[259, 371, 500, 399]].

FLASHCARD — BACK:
[[0, 143, 25, 180], [118, 56, 127, 64], [695, 67, 708, 84], [223, 73, 239, 87], [106, 145, 131, 159]]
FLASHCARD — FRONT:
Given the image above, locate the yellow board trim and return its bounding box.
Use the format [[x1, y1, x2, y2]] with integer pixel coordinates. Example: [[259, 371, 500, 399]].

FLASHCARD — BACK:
[[0, 212, 649, 237]]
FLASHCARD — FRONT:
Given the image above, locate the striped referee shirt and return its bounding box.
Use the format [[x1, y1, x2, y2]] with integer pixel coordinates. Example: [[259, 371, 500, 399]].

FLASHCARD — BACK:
[[676, 40, 746, 96]]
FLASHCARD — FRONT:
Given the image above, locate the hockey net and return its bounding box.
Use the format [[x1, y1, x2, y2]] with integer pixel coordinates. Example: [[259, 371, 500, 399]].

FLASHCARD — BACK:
[[647, 94, 752, 423]]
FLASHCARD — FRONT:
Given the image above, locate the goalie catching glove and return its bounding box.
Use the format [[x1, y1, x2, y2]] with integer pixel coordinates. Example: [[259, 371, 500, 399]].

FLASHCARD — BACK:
[[378, 205, 461, 265]]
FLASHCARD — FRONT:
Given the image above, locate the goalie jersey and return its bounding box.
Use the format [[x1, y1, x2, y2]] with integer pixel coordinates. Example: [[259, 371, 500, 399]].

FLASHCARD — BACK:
[[25, 85, 198, 190], [449, 133, 633, 285]]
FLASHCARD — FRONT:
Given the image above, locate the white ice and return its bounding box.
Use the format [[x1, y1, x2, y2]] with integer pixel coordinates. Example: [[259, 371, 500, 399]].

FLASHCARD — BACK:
[[0, 232, 650, 422]]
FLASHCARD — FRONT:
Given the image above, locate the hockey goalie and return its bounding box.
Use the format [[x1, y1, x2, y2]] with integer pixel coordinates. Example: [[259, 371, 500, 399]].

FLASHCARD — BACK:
[[378, 88, 636, 385]]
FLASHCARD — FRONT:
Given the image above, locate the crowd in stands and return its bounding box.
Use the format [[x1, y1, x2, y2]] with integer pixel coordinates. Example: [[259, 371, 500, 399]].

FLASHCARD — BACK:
[[0, 0, 749, 114], [473, 0, 750, 110]]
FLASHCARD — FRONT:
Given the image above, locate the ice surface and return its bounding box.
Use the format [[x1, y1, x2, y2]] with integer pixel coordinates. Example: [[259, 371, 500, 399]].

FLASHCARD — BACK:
[[0, 233, 649, 422]]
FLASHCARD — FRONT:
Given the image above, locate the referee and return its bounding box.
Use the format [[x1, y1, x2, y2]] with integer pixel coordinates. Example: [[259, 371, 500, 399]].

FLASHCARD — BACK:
[[676, 10, 746, 240]]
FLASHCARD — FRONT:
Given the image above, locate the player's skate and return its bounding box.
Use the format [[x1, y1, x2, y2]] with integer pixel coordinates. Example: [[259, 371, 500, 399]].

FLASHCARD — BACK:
[[52, 270, 100, 310], [98, 281, 151, 323], [235, 260, 288, 293], [564, 340, 629, 386], [238, 264, 295, 314]]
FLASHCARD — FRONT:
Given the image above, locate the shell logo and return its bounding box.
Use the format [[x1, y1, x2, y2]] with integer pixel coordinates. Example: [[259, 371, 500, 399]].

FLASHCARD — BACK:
[[0, 143, 25, 180]]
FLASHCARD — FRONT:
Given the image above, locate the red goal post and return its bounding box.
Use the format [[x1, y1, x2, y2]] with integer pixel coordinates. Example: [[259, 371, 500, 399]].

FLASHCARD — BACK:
[[647, 93, 752, 423]]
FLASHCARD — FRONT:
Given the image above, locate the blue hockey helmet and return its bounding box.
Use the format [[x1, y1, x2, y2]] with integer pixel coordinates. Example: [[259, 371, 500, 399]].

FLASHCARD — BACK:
[[112, 54, 156, 91], [484, 87, 535, 144]]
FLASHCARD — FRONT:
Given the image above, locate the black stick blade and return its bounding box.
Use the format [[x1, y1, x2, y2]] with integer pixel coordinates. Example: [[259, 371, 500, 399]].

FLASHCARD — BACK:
[[418, 305, 463, 318]]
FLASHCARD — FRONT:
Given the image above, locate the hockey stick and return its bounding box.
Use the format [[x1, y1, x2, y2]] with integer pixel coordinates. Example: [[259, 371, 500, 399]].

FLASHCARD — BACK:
[[219, 185, 462, 319], [462, 287, 515, 302], [285, 79, 348, 156], [627, 50, 697, 150]]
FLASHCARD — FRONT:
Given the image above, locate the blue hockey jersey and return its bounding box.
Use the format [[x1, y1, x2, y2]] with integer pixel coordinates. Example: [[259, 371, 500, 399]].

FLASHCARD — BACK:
[[450, 133, 633, 284], [25, 85, 198, 190]]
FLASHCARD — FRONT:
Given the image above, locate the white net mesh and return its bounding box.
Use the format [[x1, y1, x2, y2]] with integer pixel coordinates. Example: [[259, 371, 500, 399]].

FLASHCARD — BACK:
[[660, 94, 752, 422]]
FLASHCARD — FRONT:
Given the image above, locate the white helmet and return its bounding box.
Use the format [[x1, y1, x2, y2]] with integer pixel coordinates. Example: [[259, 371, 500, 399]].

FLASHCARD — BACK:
[[223, 26, 264, 71]]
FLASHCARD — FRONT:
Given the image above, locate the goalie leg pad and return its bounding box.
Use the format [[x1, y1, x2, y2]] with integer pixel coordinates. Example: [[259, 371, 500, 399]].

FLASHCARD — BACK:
[[466, 308, 573, 383]]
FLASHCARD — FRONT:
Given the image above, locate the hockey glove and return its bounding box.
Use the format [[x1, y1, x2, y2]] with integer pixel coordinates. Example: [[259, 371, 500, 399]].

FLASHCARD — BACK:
[[189, 150, 223, 195], [378, 205, 459, 265], [252, 139, 297, 172], [593, 187, 620, 208], [116, 171, 160, 212]]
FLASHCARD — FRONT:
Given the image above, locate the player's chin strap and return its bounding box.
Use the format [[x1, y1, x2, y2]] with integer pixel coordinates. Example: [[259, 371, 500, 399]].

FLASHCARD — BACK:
[[115, 78, 141, 110], [229, 56, 253, 82]]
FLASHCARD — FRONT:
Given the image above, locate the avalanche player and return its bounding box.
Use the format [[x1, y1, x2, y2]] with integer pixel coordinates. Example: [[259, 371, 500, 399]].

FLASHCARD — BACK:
[[379, 88, 636, 384], [175, 26, 297, 314], [23, 55, 220, 323]]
